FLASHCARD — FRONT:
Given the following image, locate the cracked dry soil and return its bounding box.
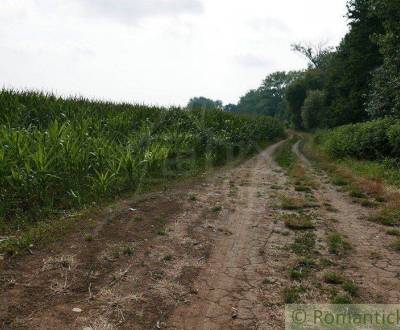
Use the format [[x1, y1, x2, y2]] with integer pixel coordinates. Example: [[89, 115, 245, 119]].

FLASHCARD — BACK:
[[1, 139, 399, 329]]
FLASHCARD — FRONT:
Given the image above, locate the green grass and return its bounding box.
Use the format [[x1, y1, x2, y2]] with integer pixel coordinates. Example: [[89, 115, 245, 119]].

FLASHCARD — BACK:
[[282, 213, 315, 230], [342, 281, 359, 296], [0, 216, 79, 256], [323, 272, 344, 284], [212, 206, 222, 213], [274, 137, 299, 170], [280, 195, 305, 210], [282, 285, 305, 304], [387, 229, 400, 236], [328, 233, 352, 256], [319, 257, 334, 268], [390, 239, 400, 251], [339, 158, 400, 187], [359, 199, 376, 208], [188, 194, 197, 201], [369, 208, 400, 226], [111, 244, 134, 258], [349, 188, 366, 199], [314, 119, 400, 187], [163, 254, 173, 261], [84, 234, 93, 242], [331, 294, 353, 304], [289, 258, 316, 280], [121, 245, 134, 256], [270, 184, 281, 190], [295, 185, 312, 192], [133, 215, 143, 222], [291, 232, 316, 255], [331, 177, 349, 186], [157, 228, 167, 236]]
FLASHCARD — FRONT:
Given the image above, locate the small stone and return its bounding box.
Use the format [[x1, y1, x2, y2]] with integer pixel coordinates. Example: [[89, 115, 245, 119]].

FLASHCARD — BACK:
[[189, 288, 198, 295], [72, 308, 82, 313], [231, 307, 238, 319]]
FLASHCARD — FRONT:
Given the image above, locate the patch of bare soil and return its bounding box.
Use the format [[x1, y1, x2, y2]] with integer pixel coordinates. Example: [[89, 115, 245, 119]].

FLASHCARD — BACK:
[[168, 141, 293, 329]]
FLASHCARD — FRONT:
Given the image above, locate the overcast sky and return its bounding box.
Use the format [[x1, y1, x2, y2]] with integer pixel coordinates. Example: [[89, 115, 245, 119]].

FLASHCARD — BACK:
[[0, 0, 349, 106]]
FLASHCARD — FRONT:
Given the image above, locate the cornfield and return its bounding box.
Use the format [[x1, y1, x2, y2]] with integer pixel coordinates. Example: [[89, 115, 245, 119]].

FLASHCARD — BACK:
[[0, 89, 285, 230]]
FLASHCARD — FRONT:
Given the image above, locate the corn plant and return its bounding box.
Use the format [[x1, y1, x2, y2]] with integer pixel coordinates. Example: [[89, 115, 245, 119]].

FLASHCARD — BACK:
[[0, 89, 285, 229]]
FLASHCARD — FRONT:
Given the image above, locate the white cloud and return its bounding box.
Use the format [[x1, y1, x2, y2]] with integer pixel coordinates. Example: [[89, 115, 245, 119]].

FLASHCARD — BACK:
[[76, 0, 203, 24], [0, 0, 349, 106]]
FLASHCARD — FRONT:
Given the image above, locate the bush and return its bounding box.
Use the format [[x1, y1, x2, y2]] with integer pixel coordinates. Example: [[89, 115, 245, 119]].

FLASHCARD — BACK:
[[315, 117, 400, 160]]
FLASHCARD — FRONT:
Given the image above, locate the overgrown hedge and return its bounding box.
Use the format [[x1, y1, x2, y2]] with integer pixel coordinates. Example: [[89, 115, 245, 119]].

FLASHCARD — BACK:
[[314, 117, 400, 160]]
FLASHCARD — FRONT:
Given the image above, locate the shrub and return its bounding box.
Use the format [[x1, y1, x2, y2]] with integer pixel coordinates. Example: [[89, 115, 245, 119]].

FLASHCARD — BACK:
[[314, 118, 400, 160]]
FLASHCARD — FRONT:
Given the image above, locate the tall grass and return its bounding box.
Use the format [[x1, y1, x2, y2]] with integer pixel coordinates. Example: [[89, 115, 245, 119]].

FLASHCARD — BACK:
[[0, 89, 285, 231]]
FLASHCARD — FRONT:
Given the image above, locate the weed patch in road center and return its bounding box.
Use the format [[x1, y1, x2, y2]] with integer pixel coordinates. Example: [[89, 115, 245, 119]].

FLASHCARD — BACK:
[[328, 232, 352, 256], [282, 213, 315, 230]]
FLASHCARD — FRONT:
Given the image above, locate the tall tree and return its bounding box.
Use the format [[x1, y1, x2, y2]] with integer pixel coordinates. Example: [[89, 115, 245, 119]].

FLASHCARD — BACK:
[[235, 71, 300, 121], [323, 0, 384, 126], [366, 0, 400, 118]]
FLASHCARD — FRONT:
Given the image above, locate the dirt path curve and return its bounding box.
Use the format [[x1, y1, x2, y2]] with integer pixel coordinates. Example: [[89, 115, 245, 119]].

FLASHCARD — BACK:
[[293, 139, 400, 303]]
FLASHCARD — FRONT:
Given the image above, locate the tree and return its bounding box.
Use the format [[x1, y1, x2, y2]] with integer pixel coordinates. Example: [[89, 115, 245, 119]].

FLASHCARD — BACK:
[[187, 97, 223, 110], [285, 79, 307, 129], [235, 71, 301, 122], [291, 41, 334, 69], [301, 90, 327, 130], [285, 68, 326, 129], [366, 0, 400, 118], [224, 104, 238, 112], [323, 0, 384, 126]]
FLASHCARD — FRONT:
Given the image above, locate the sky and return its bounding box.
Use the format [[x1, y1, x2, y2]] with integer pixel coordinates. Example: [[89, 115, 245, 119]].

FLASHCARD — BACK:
[[0, 0, 349, 106]]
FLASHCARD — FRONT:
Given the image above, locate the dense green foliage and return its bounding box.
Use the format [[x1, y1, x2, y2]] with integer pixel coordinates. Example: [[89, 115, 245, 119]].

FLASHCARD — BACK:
[[301, 91, 327, 130], [298, 0, 400, 177], [285, 69, 325, 129], [231, 71, 301, 123], [366, 0, 400, 118], [0, 89, 285, 228], [187, 96, 223, 110], [284, 0, 399, 130], [314, 118, 400, 160]]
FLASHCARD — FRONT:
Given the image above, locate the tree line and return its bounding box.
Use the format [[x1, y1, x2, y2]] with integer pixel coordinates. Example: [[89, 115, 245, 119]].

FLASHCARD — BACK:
[[191, 0, 399, 131]]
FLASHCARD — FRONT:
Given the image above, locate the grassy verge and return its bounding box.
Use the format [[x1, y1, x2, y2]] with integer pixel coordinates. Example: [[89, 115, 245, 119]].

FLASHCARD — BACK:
[[336, 158, 400, 187], [303, 137, 400, 237]]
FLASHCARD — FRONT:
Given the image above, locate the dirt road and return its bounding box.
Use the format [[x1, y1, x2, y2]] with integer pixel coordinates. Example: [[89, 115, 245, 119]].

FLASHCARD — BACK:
[[1, 139, 399, 329]]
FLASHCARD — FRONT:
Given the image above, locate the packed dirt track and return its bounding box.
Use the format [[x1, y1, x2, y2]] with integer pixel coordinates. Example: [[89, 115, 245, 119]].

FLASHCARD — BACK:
[[1, 138, 400, 329]]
